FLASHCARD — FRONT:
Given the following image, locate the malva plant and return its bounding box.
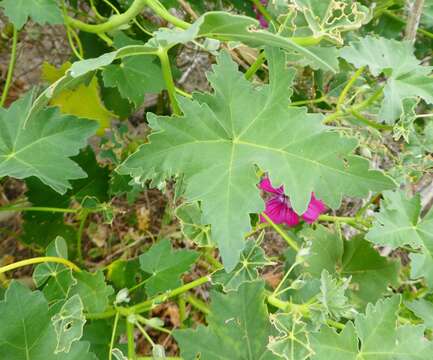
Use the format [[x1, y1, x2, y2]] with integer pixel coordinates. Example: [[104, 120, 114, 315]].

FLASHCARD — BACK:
[[0, 0, 433, 359]]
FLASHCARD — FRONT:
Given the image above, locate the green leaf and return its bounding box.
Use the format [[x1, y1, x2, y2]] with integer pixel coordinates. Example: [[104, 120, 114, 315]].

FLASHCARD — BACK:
[[173, 281, 275, 360], [340, 236, 399, 306], [366, 190, 433, 288], [102, 56, 165, 106], [0, 0, 63, 29], [300, 225, 344, 277], [0, 281, 97, 360], [366, 191, 425, 248], [41, 62, 116, 135], [118, 48, 394, 270], [301, 227, 399, 306], [310, 322, 358, 359], [317, 270, 353, 320], [406, 299, 433, 330], [33, 237, 77, 304], [212, 234, 274, 291], [340, 36, 433, 123], [288, 0, 370, 44], [69, 271, 114, 313], [0, 93, 98, 194], [175, 202, 213, 247], [52, 295, 86, 353], [68, 11, 338, 79], [311, 296, 433, 359], [139, 239, 198, 296], [268, 314, 312, 360]]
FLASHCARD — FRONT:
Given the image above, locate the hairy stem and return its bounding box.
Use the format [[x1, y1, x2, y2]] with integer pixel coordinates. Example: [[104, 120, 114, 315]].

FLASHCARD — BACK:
[[0, 256, 81, 274], [0, 26, 18, 107], [336, 66, 365, 111]]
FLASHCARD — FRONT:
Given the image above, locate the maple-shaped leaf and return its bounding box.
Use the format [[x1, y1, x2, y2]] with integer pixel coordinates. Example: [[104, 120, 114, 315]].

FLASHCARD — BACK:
[[311, 296, 433, 359], [42, 62, 115, 135], [119, 47, 395, 270], [340, 36, 433, 123], [102, 56, 165, 106], [0, 0, 63, 29], [0, 281, 97, 360], [175, 202, 213, 247], [317, 270, 353, 320], [0, 93, 98, 193], [52, 295, 86, 353], [69, 271, 114, 313], [139, 239, 198, 296], [366, 190, 427, 249], [268, 313, 312, 360], [212, 234, 273, 291], [366, 190, 433, 288], [33, 237, 77, 305], [173, 281, 276, 360], [302, 226, 399, 306]]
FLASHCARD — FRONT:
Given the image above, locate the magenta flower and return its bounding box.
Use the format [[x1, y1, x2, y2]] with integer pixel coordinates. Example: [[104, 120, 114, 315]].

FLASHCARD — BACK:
[[258, 177, 326, 227], [253, 0, 269, 28]]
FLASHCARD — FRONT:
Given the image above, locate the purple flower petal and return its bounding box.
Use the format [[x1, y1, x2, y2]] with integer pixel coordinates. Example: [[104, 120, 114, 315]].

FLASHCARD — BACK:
[[302, 194, 327, 224], [284, 207, 300, 227], [260, 196, 300, 228], [259, 177, 284, 195]]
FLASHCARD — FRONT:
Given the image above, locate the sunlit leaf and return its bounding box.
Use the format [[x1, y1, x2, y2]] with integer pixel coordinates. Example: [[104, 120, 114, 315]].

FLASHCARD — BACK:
[[139, 239, 198, 296], [0, 93, 98, 193], [118, 47, 394, 270], [0, 0, 62, 29], [174, 281, 276, 359]]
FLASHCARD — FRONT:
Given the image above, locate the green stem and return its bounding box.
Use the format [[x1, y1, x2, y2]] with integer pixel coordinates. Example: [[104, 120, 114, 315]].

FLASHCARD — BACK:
[[126, 318, 136, 359], [87, 275, 211, 319], [318, 214, 371, 228], [0, 26, 18, 107], [0, 256, 81, 274], [186, 294, 210, 315], [77, 210, 90, 263], [323, 87, 383, 125], [249, 0, 273, 24], [158, 47, 181, 115], [245, 51, 266, 80], [336, 66, 365, 111], [66, 0, 147, 33], [146, 0, 190, 29], [261, 213, 300, 252], [350, 110, 393, 131], [0, 205, 78, 213], [108, 311, 120, 360], [289, 96, 327, 107], [130, 275, 211, 314], [267, 295, 345, 330]]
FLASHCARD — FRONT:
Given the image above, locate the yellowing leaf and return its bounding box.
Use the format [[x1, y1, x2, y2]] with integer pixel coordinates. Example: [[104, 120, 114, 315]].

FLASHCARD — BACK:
[[42, 62, 115, 135]]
